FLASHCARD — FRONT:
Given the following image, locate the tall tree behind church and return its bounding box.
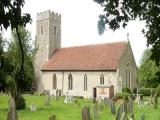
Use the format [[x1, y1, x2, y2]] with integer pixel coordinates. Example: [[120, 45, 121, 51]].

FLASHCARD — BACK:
[[7, 27, 34, 92]]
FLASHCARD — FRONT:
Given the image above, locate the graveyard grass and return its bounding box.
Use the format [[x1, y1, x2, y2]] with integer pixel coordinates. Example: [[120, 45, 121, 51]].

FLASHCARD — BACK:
[[0, 95, 160, 120]]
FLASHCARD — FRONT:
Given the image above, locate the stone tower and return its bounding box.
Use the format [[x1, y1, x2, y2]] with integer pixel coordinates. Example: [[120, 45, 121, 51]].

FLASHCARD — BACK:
[[34, 10, 61, 92]]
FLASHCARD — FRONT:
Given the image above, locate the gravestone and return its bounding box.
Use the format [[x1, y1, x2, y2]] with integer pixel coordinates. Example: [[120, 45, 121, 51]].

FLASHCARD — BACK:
[[93, 104, 98, 118], [140, 114, 145, 120], [99, 104, 103, 111], [104, 97, 109, 106], [44, 93, 50, 106], [150, 89, 154, 105], [97, 96, 102, 104], [58, 89, 62, 97], [127, 98, 133, 113], [130, 113, 134, 120], [109, 99, 116, 114], [29, 104, 36, 112], [7, 96, 18, 120], [48, 114, 56, 120], [116, 103, 123, 120], [82, 106, 90, 120], [123, 100, 128, 114], [121, 112, 128, 120], [138, 95, 143, 108], [153, 91, 158, 109]]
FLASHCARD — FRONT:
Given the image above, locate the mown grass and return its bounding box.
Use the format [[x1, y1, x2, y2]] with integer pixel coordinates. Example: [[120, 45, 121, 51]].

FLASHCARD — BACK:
[[0, 94, 160, 120]]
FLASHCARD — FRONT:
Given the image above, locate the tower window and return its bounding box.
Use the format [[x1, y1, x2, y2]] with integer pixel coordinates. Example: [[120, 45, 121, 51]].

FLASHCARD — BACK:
[[84, 74, 87, 91], [100, 74, 104, 85], [41, 26, 43, 35], [68, 74, 73, 90], [54, 26, 57, 36], [53, 74, 57, 89]]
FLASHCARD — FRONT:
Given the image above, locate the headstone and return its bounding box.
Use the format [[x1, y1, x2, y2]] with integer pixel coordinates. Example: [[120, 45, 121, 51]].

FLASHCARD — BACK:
[[104, 97, 109, 106], [121, 112, 128, 120], [99, 104, 103, 111], [64, 92, 72, 103], [97, 96, 102, 104], [153, 91, 158, 109], [150, 89, 154, 105], [140, 114, 145, 120], [93, 104, 98, 118], [93, 98, 97, 104], [109, 99, 116, 114], [29, 104, 36, 112], [127, 98, 133, 113], [82, 106, 90, 120], [138, 95, 143, 108], [7, 96, 18, 120], [130, 113, 134, 120], [58, 89, 61, 96], [48, 114, 56, 120], [116, 103, 123, 120], [123, 100, 128, 114], [44, 93, 50, 105]]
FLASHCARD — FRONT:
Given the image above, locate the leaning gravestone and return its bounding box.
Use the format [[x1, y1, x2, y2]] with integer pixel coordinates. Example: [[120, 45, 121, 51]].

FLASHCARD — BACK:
[[82, 106, 90, 120], [140, 114, 145, 120], [109, 99, 116, 114], [116, 103, 123, 120], [44, 93, 50, 106], [7, 95, 18, 120], [29, 104, 36, 112]]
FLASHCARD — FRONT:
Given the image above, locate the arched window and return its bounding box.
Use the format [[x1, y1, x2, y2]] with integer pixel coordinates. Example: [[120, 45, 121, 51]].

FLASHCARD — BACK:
[[84, 74, 87, 91], [100, 74, 104, 85], [53, 74, 57, 89], [68, 74, 73, 90]]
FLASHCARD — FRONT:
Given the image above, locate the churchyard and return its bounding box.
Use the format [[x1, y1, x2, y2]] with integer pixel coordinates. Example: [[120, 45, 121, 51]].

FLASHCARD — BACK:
[[0, 92, 160, 120]]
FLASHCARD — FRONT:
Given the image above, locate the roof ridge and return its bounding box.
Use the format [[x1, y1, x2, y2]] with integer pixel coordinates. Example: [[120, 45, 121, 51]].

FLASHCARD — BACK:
[[59, 40, 127, 50]]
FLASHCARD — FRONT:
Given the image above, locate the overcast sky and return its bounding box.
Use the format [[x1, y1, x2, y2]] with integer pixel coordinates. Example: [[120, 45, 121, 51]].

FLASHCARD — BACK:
[[16, 0, 147, 65]]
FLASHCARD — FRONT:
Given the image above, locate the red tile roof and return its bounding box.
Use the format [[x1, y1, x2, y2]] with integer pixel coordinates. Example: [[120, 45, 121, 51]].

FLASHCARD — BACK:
[[42, 41, 127, 71]]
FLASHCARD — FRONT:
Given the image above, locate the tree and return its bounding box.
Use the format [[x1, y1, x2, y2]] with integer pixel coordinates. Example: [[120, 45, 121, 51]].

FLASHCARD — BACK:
[[7, 27, 34, 92], [94, 0, 160, 66], [138, 49, 160, 87]]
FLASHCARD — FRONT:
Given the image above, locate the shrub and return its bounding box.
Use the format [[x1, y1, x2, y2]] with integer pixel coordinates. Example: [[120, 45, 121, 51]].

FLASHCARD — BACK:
[[139, 88, 160, 96], [132, 88, 137, 94], [15, 94, 26, 110], [122, 88, 131, 93], [116, 92, 130, 100]]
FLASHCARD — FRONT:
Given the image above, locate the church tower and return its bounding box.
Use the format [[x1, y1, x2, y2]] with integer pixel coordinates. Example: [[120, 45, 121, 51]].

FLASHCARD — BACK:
[[34, 10, 61, 91]]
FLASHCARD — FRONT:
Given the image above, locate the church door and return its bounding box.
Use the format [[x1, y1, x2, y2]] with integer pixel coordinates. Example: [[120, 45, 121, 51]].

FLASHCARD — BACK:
[[93, 88, 97, 98]]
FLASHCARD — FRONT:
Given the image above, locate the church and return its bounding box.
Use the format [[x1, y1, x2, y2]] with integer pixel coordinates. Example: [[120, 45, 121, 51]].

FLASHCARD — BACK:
[[34, 10, 138, 98]]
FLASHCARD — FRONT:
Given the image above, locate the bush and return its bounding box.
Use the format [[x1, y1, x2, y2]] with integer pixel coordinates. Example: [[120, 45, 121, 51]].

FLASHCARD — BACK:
[[122, 88, 131, 93], [139, 88, 160, 96], [132, 88, 137, 94], [116, 92, 130, 100], [15, 94, 26, 110]]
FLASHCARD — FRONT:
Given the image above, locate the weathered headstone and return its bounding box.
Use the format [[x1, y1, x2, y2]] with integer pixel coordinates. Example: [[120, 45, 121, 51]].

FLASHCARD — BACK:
[[48, 114, 56, 120], [58, 89, 61, 97], [153, 91, 158, 109], [150, 89, 154, 105], [120, 112, 128, 120], [97, 96, 102, 104], [138, 95, 143, 108], [130, 113, 134, 120], [82, 106, 90, 120], [123, 100, 128, 114], [140, 114, 145, 120], [44, 93, 50, 106], [99, 104, 103, 111], [29, 104, 36, 112], [7, 96, 18, 120], [116, 103, 123, 120], [93, 104, 98, 118], [127, 98, 133, 113], [109, 99, 116, 114]]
